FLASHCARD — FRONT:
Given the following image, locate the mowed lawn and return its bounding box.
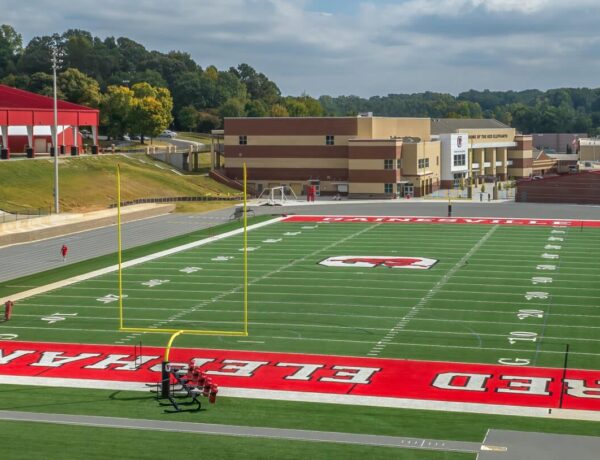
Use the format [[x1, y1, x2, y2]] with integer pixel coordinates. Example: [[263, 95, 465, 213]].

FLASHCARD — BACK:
[[3, 219, 600, 370]]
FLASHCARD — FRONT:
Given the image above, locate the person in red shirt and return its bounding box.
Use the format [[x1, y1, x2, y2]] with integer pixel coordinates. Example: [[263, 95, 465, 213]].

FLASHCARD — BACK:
[[60, 244, 68, 261]]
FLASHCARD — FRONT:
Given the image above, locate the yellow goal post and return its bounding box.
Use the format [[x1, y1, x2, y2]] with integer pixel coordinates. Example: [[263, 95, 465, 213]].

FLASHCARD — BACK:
[[115, 162, 249, 336]]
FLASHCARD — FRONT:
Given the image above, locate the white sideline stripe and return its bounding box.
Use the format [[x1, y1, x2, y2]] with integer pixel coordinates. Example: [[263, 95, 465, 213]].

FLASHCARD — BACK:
[[0, 217, 284, 304], [1, 375, 598, 422]]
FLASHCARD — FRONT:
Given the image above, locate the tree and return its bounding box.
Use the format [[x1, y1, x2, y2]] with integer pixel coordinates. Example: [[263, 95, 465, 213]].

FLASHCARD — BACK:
[[129, 96, 170, 142], [172, 71, 217, 110], [219, 98, 246, 118], [216, 70, 247, 105], [128, 82, 174, 142], [283, 97, 309, 116], [131, 69, 168, 88], [62, 29, 94, 76], [100, 85, 134, 139], [297, 94, 324, 116], [18, 34, 61, 75], [204, 65, 218, 81], [231, 63, 280, 104], [270, 104, 289, 117], [0, 24, 23, 77], [178, 105, 199, 131], [27, 72, 56, 97], [197, 111, 221, 132], [246, 100, 268, 117], [58, 68, 102, 107]]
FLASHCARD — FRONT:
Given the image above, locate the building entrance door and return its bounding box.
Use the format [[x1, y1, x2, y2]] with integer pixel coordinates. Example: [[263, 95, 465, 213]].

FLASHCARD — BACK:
[[399, 183, 414, 198]]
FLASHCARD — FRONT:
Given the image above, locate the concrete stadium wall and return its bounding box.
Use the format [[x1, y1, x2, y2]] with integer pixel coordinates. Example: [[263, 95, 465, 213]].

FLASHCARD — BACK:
[[0, 204, 175, 247]]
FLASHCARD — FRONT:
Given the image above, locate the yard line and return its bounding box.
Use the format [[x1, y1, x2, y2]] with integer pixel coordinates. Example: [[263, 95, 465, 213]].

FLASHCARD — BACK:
[[142, 222, 381, 332], [61, 284, 600, 301], [532, 226, 569, 365], [369, 225, 499, 356]]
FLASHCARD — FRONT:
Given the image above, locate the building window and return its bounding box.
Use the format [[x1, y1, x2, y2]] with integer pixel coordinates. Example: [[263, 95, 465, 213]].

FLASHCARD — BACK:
[[418, 158, 430, 169], [384, 183, 394, 194], [239, 135, 247, 145], [326, 135, 335, 145], [397, 158, 402, 169], [453, 154, 466, 166], [384, 159, 394, 170]]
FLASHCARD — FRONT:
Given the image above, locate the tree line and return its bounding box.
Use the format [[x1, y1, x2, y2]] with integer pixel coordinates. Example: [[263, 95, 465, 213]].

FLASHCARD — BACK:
[[1, 24, 599, 137], [0, 25, 324, 140], [320, 89, 600, 135]]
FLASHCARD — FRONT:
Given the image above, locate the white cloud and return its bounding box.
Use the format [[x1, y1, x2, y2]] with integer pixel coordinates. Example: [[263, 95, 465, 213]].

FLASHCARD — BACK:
[[2, 0, 600, 96]]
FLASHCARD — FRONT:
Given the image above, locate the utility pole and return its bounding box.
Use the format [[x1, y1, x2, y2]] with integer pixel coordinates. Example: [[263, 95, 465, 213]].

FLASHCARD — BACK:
[[51, 43, 62, 214]]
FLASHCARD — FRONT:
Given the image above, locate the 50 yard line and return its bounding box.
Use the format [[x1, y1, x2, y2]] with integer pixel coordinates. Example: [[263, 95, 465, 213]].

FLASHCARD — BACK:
[[368, 225, 500, 357]]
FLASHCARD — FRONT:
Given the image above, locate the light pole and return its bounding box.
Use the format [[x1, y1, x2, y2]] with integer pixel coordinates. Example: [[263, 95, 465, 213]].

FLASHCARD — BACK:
[[51, 42, 63, 214]]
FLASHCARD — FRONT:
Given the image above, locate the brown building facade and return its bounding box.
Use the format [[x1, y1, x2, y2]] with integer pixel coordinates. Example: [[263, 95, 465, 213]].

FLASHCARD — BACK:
[[216, 116, 440, 198]]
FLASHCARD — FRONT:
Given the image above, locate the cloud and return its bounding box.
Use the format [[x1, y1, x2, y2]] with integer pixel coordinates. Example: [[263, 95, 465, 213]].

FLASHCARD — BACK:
[[2, 0, 600, 97]]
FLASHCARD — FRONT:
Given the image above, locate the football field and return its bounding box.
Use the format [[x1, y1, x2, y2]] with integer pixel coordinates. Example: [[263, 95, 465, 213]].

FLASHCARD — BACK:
[[4, 214, 600, 372]]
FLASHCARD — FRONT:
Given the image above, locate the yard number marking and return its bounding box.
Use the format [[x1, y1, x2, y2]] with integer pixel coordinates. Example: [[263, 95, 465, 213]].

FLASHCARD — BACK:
[[548, 237, 563, 242], [541, 253, 559, 260], [517, 309, 544, 320], [262, 238, 282, 243], [0, 334, 18, 340], [544, 245, 562, 250], [531, 277, 553, 285], [525, 291, 549, 300], [97, 294, 128, 304], [508, 331, 538, 344], [42, 312, 78, 324], [498, 358, 531, 366], [212, 256, 234, 261], [141, 279, 170, 287], [536, 264, 556, 271], [180, 267, 202, 273], [284, 232, 301, 236]]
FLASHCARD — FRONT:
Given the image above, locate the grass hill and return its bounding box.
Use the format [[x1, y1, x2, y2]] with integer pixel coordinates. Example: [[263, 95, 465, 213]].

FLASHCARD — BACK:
[[0, 154, 239, 213]]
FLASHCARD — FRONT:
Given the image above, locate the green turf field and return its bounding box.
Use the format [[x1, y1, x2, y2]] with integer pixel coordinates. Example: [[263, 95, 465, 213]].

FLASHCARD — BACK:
[[3, 218, 599, 371]]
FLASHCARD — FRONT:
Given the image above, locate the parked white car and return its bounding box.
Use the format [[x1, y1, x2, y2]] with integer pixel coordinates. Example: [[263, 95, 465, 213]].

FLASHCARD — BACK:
[[159, 130, 177, 138]]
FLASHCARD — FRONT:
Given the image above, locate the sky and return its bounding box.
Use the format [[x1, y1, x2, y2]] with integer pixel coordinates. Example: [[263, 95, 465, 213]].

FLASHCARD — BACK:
[[3, 0, 600, 97]]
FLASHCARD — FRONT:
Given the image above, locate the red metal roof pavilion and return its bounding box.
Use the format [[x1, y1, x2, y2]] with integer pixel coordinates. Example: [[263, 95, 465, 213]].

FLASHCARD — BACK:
[[0, 84, 99, 157]]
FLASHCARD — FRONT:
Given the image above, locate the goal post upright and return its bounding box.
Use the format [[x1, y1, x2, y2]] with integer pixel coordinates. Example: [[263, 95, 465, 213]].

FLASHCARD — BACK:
[[243, 162, 249, 336], [117, 163, 124, 330], [115, 162, 250, 336]]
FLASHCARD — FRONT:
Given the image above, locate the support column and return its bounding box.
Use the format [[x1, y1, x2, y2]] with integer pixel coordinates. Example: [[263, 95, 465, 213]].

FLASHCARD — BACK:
[[210, 137, 215, 169], [0, 125, 8, 159], [71, 126, 79, 156], [490, 148, 497, 176], [91, 126, 99, 154], [91, 125, 98, 146], [26, 125, 33, 150], [0, 125, 8, 148]]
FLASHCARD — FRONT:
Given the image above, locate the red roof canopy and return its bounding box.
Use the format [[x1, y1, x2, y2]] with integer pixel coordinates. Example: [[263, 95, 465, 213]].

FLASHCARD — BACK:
[[0, 84, 99, 127]]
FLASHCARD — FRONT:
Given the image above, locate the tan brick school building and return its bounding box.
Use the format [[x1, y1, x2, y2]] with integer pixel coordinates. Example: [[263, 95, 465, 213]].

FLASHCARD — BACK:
[[212, 116, 533, 198]]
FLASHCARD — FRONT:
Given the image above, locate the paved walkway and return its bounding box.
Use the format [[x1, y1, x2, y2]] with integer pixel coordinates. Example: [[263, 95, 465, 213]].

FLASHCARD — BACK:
[[0, 410, 485, 453], [480, 429, 600, 460]]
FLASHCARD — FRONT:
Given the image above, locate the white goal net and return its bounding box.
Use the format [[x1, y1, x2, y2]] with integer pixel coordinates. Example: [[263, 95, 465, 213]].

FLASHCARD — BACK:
[[257, 186, 299, 206]]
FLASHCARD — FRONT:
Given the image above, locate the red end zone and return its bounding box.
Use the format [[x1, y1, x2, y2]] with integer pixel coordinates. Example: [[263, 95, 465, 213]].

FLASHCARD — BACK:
[[1, 341, 599, 412], [282, 215, 600, 227]]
